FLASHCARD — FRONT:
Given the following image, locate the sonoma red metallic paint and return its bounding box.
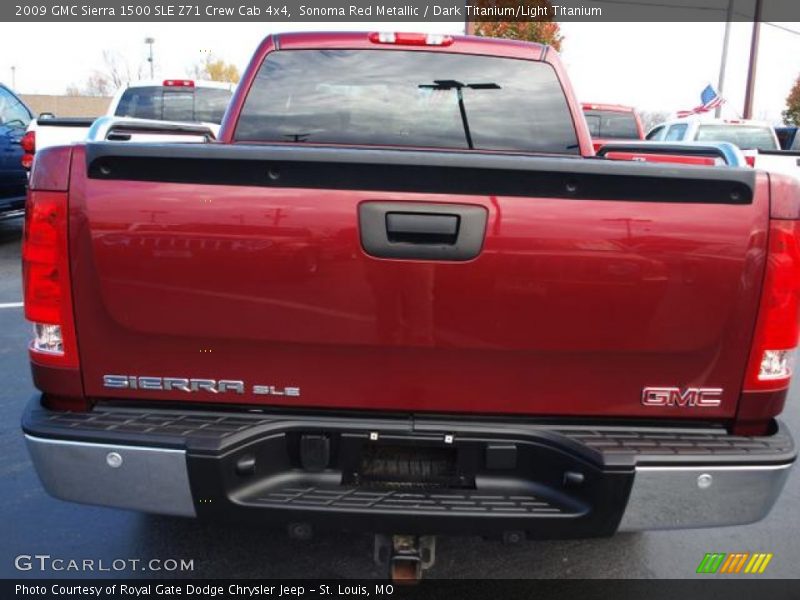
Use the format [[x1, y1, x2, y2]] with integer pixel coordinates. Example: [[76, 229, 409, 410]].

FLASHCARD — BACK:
[[65, 140, 769, 418]]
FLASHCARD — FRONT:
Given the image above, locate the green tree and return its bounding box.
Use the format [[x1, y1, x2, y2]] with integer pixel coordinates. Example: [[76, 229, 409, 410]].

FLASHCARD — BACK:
[[783, 74, 800, 126], [471, 0, 564, 52]]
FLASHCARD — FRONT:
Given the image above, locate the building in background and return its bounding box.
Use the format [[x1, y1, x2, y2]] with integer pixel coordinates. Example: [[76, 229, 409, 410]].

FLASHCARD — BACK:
[[21, 94, 110, 117]]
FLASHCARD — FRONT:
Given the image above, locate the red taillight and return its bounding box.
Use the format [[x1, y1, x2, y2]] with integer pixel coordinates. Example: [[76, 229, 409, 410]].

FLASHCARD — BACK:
[[745, 155, 756, 168], [21, 130, 35, 153], [368, 32, 454, 46], [743, 177, 800, 392], [21, 130, 35, 170], [22, 190, 78, 368], [163, 79, 194, 87]]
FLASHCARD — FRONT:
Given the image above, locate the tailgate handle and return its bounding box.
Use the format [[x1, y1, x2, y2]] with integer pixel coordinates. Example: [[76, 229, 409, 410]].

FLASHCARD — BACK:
[[386, 212, 459, 245], [360, 202, 487, 261]]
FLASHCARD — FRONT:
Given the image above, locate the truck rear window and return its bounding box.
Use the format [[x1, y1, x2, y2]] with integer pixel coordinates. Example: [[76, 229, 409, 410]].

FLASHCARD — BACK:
[[583, 110, 639, 139], [114, 86, 232, 124], [695, 124, 778, 152], [234, 50, 579, 154]]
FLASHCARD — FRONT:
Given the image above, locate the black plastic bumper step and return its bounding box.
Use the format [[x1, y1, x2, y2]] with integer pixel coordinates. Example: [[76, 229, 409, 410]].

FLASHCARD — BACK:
[[248, 485, 576, 516]]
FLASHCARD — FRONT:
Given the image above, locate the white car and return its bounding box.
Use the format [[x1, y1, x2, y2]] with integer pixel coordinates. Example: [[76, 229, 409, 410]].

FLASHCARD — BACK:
[[646, 118, 780, 151], [646, 117, 800, 180]]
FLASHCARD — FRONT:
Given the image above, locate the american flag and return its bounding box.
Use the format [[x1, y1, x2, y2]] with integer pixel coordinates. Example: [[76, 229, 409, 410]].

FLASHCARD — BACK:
[[677, 85, 725, 118]]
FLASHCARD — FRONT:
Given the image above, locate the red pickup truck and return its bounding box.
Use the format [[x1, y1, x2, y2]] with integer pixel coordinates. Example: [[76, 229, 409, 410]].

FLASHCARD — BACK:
[[581, 103, 645, 153], [21, 32, 798, 579]]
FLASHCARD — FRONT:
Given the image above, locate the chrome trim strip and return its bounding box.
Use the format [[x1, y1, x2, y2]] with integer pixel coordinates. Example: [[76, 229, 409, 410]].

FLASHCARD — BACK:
[[86, 116, 215, 143], [25, 435, 196, 517], [0, 208, 25, 221], [618, 463, 793, 531]]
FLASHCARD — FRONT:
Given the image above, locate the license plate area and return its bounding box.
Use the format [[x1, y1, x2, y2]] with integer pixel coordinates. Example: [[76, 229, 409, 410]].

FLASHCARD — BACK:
[[343, 443, 473, 490]]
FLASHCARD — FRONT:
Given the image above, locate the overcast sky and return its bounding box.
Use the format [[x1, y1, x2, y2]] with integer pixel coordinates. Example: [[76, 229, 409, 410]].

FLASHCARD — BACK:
[[1, 20, 799, 123]]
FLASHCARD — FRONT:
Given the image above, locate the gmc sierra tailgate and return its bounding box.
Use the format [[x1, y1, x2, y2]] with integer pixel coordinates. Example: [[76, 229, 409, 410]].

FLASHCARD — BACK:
[[67, 143, 766, 419]]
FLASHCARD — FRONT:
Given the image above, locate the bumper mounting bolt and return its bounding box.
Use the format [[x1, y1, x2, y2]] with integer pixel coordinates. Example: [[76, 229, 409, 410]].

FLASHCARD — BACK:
[[106, 452, 123, 469]]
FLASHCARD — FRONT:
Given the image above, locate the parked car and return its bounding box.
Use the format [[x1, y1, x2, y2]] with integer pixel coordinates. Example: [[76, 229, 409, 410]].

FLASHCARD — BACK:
[[110, 79, 234, 126], [762, 126, 800, 181], [644, 117, 800, 179], [775, 126, 799, 151], [21, 32, 797, 581], [23, 79, 235, 168], [581, 103, 644, 152], [645, 117, 780, 150], [751, 146, 800, 181], [0, 83, 32, 219]]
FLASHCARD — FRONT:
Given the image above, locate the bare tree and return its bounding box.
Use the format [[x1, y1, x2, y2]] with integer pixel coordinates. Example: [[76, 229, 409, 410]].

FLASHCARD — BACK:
[[65, 50, 145, 97], [85, 73, 115, 96], [101, 50, 144, 88], [639, 110, 670, 134]]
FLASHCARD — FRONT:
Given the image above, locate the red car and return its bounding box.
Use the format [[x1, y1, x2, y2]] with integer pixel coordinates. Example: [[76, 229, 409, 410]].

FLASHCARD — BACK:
[[582, 103, 645, 153], [21, 32, 797, 580]]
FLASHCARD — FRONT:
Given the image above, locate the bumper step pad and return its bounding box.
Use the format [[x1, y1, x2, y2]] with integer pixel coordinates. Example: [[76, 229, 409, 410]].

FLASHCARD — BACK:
[[250, 486, 574, 516]]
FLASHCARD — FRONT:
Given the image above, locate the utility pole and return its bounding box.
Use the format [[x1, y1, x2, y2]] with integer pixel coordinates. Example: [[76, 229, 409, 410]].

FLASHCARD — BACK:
[[145, 37, 155, 79], [715, 0, 734, 117], [743, 0, 763, 119]]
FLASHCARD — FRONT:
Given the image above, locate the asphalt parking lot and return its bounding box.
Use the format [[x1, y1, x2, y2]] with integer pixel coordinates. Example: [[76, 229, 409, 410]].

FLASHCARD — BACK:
[[1, 216, 798, 580]]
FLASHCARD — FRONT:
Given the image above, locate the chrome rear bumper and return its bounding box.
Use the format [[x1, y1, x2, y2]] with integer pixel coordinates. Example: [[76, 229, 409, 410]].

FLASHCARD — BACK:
[[22, 397, 795, 534], [25, 435, 195, 517], [618, 464, 793, 531]]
